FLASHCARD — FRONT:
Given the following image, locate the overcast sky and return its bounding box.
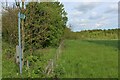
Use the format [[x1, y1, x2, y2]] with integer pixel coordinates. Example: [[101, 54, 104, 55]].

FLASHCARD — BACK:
[[0, 0, 119, 31], [60, 0, 119, 31]]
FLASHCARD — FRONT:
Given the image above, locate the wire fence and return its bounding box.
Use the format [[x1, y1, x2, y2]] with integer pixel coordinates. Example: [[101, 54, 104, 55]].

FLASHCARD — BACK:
[[45, 40, 64, 76]]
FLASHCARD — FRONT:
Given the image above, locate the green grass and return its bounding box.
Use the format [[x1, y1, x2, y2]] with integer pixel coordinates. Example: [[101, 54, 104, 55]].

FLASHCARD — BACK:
[[2, 41, 19, 78], [2, 41, 57, 78], [56, 40, 118, 78], [2, 40, 119, 78]]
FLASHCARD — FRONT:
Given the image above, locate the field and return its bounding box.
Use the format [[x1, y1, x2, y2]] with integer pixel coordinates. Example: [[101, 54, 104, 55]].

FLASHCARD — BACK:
[[2, 39, 118, 78], [56, 40, 118, 78]]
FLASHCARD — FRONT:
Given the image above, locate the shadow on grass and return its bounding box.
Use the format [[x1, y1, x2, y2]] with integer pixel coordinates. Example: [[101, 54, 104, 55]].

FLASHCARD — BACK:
[[84, 40, 119, 49]]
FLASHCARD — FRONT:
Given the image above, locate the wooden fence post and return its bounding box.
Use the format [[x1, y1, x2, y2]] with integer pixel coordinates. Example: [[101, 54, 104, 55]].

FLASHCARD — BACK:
[[16, 45, 19, 64]]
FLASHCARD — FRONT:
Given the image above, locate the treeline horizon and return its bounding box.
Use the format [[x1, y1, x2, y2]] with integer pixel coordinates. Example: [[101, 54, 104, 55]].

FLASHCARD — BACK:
[[64, 28, 120, 40], [73, 28, 120, 32]]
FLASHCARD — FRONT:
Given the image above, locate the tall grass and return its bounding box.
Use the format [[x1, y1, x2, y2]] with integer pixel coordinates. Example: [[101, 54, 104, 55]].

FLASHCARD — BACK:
[[56, 40, 118, 78]]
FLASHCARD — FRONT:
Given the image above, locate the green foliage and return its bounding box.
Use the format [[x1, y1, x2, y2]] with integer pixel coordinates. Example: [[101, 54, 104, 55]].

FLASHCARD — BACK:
[[24, 2, 68, 51], [2, 8, 18, 45], [54, 64, 65, 77], [64, 28, 120, 40], [2, 41, 57, 78], [23, 55, 46, 78], [2, 41, 20, 78]]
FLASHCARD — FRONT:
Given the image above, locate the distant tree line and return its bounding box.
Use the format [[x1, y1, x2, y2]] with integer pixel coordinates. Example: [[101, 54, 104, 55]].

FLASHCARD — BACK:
[[64, 28, 120, 40]]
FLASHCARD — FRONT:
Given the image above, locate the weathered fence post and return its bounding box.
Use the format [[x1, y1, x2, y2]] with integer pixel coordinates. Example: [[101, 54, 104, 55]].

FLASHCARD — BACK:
[[51, 59, 54, 74], [16, 45, 19, 64], [27, 60, 29, 68]]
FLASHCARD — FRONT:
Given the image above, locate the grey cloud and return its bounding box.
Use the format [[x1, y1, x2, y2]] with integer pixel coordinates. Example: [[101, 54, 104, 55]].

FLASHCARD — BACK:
[[66, 2, 118, 31], [89, 4, 118, 21], [104, 8, 117, 14], [104, 4, 118, 14], [75, 3, 100, 13], [89, 14, 103, 20]]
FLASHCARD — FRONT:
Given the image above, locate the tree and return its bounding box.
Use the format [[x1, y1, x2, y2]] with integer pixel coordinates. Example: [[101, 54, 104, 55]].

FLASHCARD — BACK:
[[24, 2, 68, 52], [2, 8, 18, 45]]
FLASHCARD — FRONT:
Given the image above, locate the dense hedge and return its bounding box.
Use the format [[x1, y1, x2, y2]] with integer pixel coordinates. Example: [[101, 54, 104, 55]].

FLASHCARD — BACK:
[[24, 2, 68, 51], [2, 2, 68, 50], [2, 8, 18, 45]]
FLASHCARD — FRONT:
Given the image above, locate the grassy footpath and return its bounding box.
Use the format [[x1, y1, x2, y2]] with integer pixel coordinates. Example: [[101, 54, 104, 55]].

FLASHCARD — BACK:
[[56, 40, 118, 78]]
